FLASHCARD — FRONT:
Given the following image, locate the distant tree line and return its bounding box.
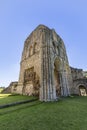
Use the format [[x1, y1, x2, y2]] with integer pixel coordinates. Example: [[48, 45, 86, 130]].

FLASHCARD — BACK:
[[0, 87, 5, 93]]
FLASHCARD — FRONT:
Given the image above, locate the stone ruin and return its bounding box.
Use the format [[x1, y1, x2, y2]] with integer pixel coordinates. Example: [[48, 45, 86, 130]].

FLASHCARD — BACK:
[[4, 25, 87, 101]]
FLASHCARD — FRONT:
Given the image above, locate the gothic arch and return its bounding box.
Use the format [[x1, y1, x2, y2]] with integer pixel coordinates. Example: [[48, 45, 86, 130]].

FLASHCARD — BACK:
[[53, 57, 62, 97], [52, 42, 56, 53], [34, 42, 38, 53], [29, 46, 33, 56], [59, 38, 66, 50], [78, 84, 87, 96]]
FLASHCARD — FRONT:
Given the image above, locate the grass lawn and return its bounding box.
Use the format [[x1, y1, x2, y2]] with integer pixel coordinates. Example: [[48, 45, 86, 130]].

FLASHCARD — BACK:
[[0, 94, 36, 105], [0, 96, 87, 130]]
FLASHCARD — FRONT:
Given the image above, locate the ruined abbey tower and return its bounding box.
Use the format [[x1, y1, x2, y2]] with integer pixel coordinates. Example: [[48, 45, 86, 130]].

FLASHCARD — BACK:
[[16, 25, 73, 101], [3, 24, 87, 100]]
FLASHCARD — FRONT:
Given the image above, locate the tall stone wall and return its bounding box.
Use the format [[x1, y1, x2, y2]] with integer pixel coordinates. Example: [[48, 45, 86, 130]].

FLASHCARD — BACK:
[[40, 26, 72, 101], [17, 26, 42, 95], [17, 24, 73, 101]]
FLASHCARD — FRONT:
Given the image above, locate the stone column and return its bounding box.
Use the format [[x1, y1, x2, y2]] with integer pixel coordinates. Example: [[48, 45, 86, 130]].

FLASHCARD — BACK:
[[40, 30, 57, 101]]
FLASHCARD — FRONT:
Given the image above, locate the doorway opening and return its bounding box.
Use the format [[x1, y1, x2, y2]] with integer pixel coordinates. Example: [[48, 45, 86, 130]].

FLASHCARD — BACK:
[[54, 58, 61, 97], [79, 85, 87, 96]]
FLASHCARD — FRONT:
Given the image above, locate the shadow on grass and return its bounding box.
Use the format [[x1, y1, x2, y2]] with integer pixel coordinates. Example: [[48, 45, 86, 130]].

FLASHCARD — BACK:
[[0, 98, 38, 109], [0, 98, 63, 116], [0, 101, 43, 116], [0, 96, 81, 116]]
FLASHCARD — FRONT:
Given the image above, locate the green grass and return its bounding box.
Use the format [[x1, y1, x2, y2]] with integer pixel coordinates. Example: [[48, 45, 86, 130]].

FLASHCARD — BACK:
[[0, 94, 36, 105], [0, 96, 87, 130]]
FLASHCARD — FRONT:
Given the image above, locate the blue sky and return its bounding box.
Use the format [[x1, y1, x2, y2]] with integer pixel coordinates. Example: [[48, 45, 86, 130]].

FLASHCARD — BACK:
[[0, 0, 87, 87]]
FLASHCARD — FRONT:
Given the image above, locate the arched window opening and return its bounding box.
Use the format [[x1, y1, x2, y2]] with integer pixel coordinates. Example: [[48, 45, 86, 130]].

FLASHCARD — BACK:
[[79, 85, 87, 96], [54, 58, 61, 97], [53, 42, 55, 48], [53, 42, 56, 53], [29, 46, 33, 56], [34, 42, 38, 53]]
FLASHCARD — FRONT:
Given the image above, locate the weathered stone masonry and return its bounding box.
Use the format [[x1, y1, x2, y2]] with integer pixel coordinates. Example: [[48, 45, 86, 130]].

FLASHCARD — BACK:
[[2, 25, 87, 98], [16, 25, 73, 101]]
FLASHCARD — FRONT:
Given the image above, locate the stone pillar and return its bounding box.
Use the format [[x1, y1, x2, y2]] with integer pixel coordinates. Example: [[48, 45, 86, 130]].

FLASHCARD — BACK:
[[40, 30, 57, 101]]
